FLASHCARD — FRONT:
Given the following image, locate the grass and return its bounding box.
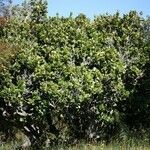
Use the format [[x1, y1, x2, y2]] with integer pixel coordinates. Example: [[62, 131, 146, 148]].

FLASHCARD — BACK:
[[0, 141, 21, 150], [49, 142, 150, 150], [1, 139, 150, 150]]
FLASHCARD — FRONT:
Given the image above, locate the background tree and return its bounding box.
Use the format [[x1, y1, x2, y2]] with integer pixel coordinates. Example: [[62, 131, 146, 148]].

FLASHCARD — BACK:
[[0, 0, 13, 17]]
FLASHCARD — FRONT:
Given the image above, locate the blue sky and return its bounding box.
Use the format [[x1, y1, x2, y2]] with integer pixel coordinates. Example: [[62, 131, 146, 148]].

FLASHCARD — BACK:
[[14, 0, 150, 18]]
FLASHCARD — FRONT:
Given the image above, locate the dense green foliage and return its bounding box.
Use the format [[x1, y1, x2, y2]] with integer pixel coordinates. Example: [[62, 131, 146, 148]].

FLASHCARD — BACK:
[[0, 0, 149, 148]]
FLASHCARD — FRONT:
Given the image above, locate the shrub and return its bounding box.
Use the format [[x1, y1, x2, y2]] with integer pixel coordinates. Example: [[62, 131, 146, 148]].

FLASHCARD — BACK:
[[0, 0, 148, 147]]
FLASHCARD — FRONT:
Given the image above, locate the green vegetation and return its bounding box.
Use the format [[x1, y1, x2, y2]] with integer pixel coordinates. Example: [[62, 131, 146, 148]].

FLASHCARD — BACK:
[[0, 0, 150, 149]]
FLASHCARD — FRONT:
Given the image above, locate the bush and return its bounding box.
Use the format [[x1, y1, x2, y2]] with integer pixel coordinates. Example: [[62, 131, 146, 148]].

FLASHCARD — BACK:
[[0, 0, 148, 148]]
